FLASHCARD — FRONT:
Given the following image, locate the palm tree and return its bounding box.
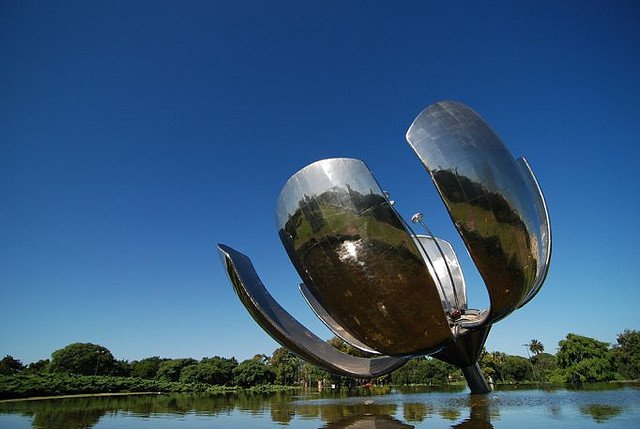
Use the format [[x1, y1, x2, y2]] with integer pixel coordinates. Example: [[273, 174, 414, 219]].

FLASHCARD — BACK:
[[528, 339, 544, 355]]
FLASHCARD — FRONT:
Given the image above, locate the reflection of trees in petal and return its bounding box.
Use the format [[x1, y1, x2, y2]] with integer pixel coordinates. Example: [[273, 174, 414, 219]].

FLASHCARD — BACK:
[[579, 404, 622, 423], [280, 184, 451, 356], [285, 187, 392, 244], [433, 169, 538, 321]]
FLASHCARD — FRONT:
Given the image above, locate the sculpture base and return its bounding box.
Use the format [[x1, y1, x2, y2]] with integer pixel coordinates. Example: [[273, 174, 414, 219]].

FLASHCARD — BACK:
[[461, 362, 491, 394]]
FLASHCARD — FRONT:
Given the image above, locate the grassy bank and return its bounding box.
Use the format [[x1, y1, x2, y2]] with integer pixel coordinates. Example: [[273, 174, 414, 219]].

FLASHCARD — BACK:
[[0, 374, 301, 401], [0, 374, 238, 400]]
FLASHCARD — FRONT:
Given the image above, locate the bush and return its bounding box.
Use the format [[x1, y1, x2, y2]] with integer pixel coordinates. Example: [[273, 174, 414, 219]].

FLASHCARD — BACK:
[[179, 357, 237, 386], [130, 357, 166, 379], [0, 356, 24, 375], [233, 360, 275, 388], [0, 373, 234, 400], [611, 330, 640, 380], [156, 359, 197, 382], [556, 334, 616, 382], [50, 343, 117, 376]]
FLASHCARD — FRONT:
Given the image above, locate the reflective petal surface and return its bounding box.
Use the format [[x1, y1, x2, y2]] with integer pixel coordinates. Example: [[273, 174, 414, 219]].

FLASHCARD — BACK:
[[406, 101, 551, 324], [299, 282, 381, 355], [218, 244, 408, 377], [277, 158, 452, 355], [516, 158, 552, 307], [413, 235, 467, 313]]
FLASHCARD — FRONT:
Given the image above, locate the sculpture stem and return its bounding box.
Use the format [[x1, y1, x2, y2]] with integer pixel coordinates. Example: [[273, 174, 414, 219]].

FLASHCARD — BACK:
[[462, 362, 491, 394]]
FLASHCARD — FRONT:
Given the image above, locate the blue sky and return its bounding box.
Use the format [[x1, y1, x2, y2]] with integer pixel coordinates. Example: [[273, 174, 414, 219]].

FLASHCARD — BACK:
[[2, 1, 639, 365]]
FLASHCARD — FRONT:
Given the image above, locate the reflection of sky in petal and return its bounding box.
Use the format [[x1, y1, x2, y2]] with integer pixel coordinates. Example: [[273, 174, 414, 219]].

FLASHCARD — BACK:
[[277, 158, 384, 230]]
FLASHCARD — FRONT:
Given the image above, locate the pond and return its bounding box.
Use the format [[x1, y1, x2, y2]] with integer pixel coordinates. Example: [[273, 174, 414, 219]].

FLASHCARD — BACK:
[[0, 383, 638, 428]]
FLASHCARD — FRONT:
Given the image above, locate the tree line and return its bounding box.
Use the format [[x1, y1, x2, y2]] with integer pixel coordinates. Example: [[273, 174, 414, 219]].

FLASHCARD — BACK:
[[1, 329, 638, 399]]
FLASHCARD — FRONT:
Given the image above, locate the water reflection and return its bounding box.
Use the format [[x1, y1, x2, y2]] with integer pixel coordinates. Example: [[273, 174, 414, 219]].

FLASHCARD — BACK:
[[298, 403, 399, 424], [451, 396, 493, 429], [580, 404, 623, 423], [31, 407, 103, 429], [322, 414, 413, 428], [403, 402, 432, 422], [0, 384, 638, 428]]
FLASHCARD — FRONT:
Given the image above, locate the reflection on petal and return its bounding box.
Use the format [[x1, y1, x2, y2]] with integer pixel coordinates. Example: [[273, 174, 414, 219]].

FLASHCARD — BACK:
[[218, 244, 407, 378], [413, 235, 467, 312], [300, 282, 381, 355], [406, 101, 551, 324], [277, 158, 451, 355]]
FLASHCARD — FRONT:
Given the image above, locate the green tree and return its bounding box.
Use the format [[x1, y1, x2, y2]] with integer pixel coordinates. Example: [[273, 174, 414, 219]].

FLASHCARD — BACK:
[[423, 358, 458, 384], [130, 357, 166, 379], [502, 355, 531, 382], [24, 359, 50, 374], [233, 358, 275, 387], [391, 357, 456, 385], [156, 358, 197, 382], [531, 352, 557, 382], [324, 337, 372, 388], [50, 343, 117, 375], [479, 350, 506, 382], [0, 355, 24, 375], [556, 333, 616, 382], [111, 359, 131, 377], [269, 347, 301, 385], [611, 329, 640, 380], [528, 339, 544, 355], [327, 337, 371, 358], [300, 362, 330, 388], [180, 356, 237, 385]]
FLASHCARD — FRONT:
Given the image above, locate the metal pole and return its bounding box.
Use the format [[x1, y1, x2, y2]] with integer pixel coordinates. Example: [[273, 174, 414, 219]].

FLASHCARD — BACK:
[[461, 362, 491, 394]]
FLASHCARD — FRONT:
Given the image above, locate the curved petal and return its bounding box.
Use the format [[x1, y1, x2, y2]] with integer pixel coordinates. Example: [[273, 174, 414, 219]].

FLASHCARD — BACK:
[[218, 244, 408, 378], [276, 158, 452, 355], [406, 101, 551, 324], [299, 282, 381, 355], [516, 158, 552, 307], [412, 235, 467, 312]]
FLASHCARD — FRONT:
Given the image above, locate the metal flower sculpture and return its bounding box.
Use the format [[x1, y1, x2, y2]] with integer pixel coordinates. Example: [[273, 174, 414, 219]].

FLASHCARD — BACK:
[[218, 101, 551, 394]]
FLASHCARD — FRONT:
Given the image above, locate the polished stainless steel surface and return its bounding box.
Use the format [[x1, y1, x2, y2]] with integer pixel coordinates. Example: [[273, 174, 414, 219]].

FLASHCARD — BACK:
[[276, 158, 452, 356], [299, 282, 381, 355], [406, 101, 552, 324], [413, 235, 467, 313], [218, 244, 408, 378], [218, 101, 551, 395], [516, 158, 552, 307]]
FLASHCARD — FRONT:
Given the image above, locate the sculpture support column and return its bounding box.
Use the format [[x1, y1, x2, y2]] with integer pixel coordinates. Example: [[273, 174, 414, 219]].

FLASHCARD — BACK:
[[461, 362, 491, 394]]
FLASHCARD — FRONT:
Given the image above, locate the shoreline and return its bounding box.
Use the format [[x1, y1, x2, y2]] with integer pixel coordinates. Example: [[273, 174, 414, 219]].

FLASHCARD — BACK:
[[0, 391, 164, 403], [2, 380, 637, 403]]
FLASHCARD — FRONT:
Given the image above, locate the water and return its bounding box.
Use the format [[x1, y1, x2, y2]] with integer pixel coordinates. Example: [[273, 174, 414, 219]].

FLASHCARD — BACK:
[[0, 384, 638, 428]]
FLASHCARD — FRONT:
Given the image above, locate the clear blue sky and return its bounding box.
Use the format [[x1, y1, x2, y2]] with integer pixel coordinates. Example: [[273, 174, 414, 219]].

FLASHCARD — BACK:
[[2, 1, 639, 365]]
